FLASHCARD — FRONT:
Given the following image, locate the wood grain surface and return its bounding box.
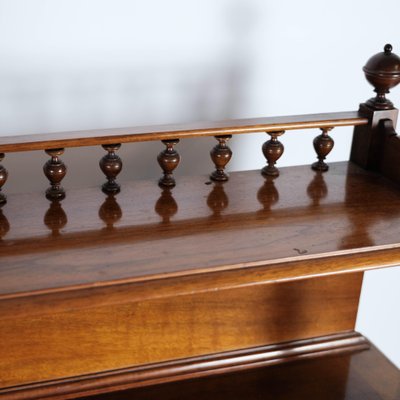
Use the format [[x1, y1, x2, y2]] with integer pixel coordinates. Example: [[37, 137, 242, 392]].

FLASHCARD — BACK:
[[87, 343, 400, 400], [1, 162, 400, 299], [0, 112, 367, 153], [0, 273, 362, 392]]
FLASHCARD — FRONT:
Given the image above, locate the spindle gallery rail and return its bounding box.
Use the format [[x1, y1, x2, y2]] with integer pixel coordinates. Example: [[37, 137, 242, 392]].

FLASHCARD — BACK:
[[0, 112, 369, 202], [0, 43, 399, 205]]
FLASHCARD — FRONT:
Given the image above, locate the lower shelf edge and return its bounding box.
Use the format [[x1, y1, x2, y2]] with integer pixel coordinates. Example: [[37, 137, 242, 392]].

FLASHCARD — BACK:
[[0, 331, 369, 400]]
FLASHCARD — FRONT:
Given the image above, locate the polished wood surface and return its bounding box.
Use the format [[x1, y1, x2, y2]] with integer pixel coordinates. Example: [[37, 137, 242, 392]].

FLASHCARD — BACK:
[[0, 112, 368, 153], [0, 332, 369, 400], [88, 344, 400, 400], [1, 162, 400, 299], [0, 274, 362, 394]]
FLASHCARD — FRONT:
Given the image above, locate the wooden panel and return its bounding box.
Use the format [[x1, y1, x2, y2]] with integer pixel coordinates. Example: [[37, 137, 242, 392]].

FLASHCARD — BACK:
[[0, 112, 367, 152], [0, 332, 369, 400], [89, 344, 400, 400], [0, 273, 363, 390], [1, 162, 400, 299]]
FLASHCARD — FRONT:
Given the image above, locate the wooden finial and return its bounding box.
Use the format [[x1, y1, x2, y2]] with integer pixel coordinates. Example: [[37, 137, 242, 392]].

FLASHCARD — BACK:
[[157, 139, 180, 188], [312, 127, 334, 172], [43, 148, 67, 200], [261, 131, 284, 177], [98, 194, 122, 230], [0, 153, 8, 206], [44, 200, 68, 236], [210, 135, 232, 182], [363, 44, 400, 110], [99, 144, 122, 194]]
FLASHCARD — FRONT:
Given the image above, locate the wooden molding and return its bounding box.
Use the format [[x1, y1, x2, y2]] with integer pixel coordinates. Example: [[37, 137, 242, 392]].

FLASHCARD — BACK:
[[0, 331, 369, 400]]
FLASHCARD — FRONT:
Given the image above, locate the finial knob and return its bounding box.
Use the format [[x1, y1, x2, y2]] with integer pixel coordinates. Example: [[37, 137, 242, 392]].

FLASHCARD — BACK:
[[384, 43, 392, 54], [363, 44, 400, 109]]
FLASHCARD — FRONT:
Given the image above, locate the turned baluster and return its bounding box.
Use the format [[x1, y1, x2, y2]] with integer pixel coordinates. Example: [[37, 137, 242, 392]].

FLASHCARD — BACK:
[[210, 135, 232, 182], [261, 131, 284, 177], [43, 149, 67, 200], [312, 128, 334, 172], [157, 139, 180, 188], [0, 153, 8, 205], [99, 144, 123, 194]]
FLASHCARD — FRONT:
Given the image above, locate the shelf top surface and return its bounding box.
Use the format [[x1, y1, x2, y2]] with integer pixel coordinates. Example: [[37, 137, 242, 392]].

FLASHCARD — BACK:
[[1, 161, 400, 299]]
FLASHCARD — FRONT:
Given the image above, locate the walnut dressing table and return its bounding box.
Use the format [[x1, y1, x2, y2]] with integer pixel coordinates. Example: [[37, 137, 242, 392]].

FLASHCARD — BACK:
[[0, 46, 399, 399]]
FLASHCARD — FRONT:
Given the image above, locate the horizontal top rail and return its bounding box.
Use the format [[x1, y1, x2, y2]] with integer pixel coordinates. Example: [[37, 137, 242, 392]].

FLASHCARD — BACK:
[[0, 111, 368, 153]]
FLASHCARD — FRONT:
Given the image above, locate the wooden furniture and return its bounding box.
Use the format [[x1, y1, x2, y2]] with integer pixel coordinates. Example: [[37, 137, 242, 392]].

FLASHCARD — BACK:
[[0, 45, 399, 399]]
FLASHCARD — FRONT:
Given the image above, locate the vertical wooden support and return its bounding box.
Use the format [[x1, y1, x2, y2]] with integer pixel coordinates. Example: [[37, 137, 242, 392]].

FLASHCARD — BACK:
[[158, 139, 180, 188], [312, 128, 334, 172], [261, 131, 284, 177], [210, 135, 232, 182], [43, 149, 67, 201], [100, 144, 123, 194], [0, 153, 8, 205]]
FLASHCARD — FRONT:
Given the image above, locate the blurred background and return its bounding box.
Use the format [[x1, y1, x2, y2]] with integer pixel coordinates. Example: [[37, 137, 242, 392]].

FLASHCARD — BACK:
[[0, 0, 399, 367]]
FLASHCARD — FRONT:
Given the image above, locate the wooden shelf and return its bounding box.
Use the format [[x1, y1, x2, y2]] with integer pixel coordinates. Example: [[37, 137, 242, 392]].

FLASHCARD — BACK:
[[1, 161, 400, 300], [86, 341, 400, 400]]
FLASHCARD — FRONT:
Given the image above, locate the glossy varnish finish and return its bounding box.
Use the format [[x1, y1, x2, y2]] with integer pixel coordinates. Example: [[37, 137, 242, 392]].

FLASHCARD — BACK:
[[0, 112, 367, 153], [0, 273, 362, 392], [1, 162, 400, 299], [88, 344, 400, 400]]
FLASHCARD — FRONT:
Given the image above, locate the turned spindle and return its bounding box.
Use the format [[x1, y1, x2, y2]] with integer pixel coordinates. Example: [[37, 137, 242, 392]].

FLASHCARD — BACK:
[[100, 144, 122, 194], [157, 139, 180, 188], [43, 148, 67, 200], [363, 44, 400, 110], [210, 135, 232, 182], [261, 131, 284, 177], [312, 127, 334, 172], [0, 153, 8, 206]]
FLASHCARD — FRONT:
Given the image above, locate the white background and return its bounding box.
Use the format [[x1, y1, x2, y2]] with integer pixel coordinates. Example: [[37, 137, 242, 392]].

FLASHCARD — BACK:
[[0, 0, 399, 367]]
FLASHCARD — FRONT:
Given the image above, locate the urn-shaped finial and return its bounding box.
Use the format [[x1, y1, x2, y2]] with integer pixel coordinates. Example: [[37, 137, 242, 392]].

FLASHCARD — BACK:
[[363, 44, 400, 109]]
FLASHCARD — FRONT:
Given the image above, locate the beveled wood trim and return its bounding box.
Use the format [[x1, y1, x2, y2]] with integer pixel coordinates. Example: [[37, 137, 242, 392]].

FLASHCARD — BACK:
[[0, 331, 369, 400], [0, 112, 368, 153]]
